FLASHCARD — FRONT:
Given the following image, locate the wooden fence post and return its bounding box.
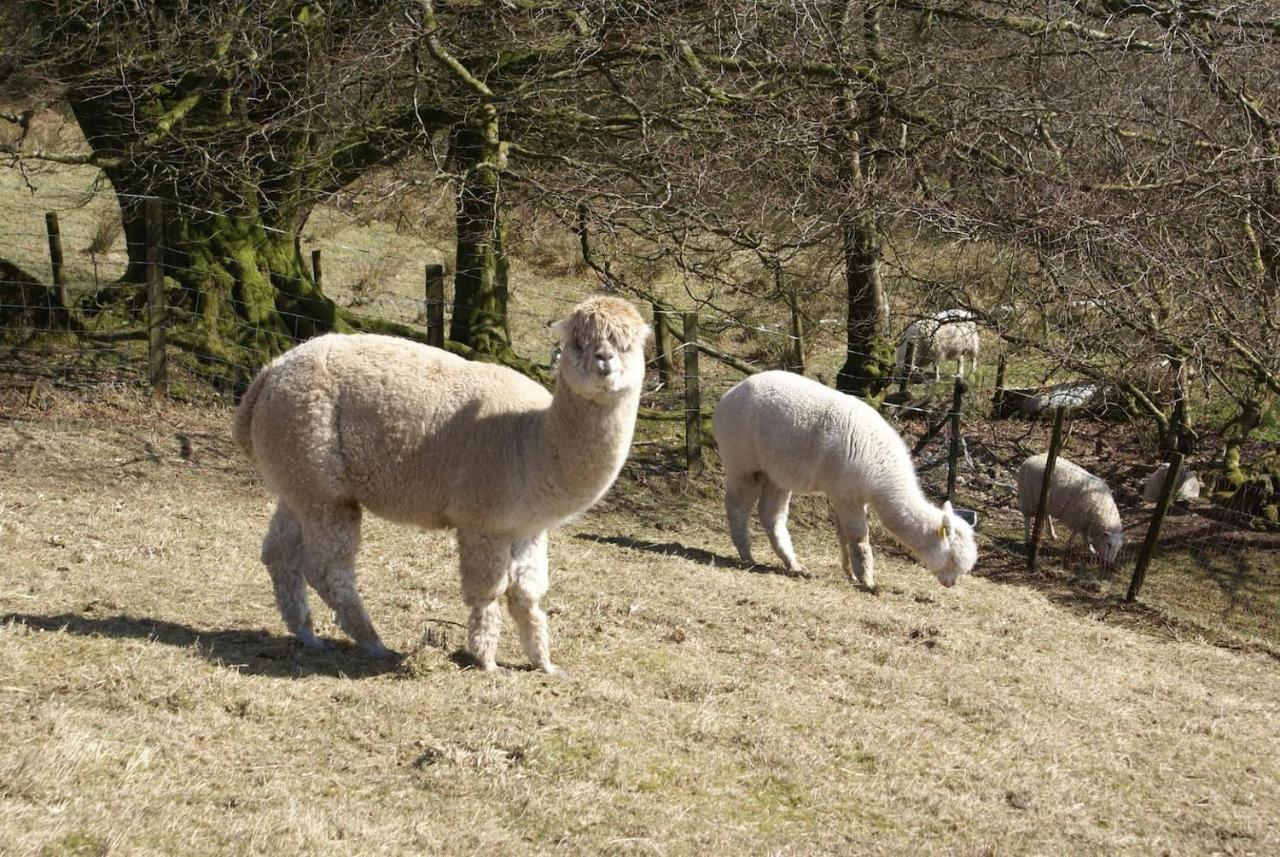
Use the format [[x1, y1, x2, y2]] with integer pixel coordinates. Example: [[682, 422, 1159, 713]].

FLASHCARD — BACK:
[[145, 198, 168, 399], [653, 303, 676, 384], [1028, 405, 1067, 569], [991, 351, 1007, 417], [311, 249, 322, 288], [44, 212, 69, 312], [788, 302, 806, 374], [683, 311, 702, 476], [946, 377, 968, 501], [1127, 452, 1183, 602], [425, 264, 446, 348], [897, 342, 916, 395]]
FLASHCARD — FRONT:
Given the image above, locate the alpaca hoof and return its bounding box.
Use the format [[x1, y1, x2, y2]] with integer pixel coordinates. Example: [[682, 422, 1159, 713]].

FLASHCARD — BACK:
[[539, 663, 568, 678], [296, 628, 331, 650], [362, 641, 402, 661], [787, 563, 808, 574]]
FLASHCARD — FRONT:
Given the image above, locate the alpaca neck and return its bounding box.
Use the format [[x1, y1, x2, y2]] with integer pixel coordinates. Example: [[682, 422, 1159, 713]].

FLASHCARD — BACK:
[[533, 380, 640, 518], [867, 479, 942, 559]]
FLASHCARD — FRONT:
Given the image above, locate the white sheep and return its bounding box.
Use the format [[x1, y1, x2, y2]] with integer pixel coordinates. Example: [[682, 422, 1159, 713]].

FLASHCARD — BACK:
[[1142, 463, 1201, 504], [895, 309, 980, 381], [232, 296, 650, 674], [1016, 453, 1124, 565], [712, 371, 978, 590]]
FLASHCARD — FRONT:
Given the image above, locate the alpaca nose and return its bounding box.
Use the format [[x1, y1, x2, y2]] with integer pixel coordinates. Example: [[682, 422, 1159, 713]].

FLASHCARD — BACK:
[[595, 352, 615, 372]]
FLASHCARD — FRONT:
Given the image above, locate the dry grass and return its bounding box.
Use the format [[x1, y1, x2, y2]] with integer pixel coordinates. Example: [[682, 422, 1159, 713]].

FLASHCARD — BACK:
[[2, 391, 1278, 856]]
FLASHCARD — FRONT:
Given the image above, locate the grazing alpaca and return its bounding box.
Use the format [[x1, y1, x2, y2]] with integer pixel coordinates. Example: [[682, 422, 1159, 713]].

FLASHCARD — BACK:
[[712, 371, 978, 590], [1017, 453, 1124, 565], [233, 296, 650, 674]]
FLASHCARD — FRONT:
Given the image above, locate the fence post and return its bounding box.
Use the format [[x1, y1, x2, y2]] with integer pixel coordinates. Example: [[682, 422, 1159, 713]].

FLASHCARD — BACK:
[[425, 264, 446, 348], [1127, 452, 1183, 602], [653, 303, 676, 385], [991, 351, 1007, 416], [145, 198, 168, 399], [897, 341, 916, 395], [311, 249, 322, 288], [946, 377, 968, 501], [44, 212, 69, 312], [788, 302, 806, 374], [683, 311, 702, 477], [1028, 405, 1067, 569]]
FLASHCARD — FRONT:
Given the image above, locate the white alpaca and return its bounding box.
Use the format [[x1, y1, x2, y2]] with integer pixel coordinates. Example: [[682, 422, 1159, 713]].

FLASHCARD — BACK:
[[712, 371, 978, 589], [233, 296, 650, 674], [896, 309, 980, 381], [1017, 453, 1124, 565], [1143, 463, 1201, 504]]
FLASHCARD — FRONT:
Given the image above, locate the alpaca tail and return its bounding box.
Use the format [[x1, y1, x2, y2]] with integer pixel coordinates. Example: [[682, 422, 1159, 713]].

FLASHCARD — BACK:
[[231, 366, 271, 460]]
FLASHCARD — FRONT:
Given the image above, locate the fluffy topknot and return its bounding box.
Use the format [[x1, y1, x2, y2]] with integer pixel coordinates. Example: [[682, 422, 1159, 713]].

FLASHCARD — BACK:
[[555, 296, 650, 351]]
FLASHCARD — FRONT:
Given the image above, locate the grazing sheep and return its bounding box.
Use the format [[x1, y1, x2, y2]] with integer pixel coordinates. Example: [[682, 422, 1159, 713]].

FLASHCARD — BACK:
[[1017, 453, 1124, 565], [233, 296, 650, 674], [713, 371, 978, 589], [895, 309, 980, 381], [1143, 463, 1201, 504]]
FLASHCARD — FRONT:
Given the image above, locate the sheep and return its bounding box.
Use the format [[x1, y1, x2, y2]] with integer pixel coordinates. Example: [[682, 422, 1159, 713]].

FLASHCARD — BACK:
[[712, 371, 978, 590], [1016, 453, 1124, 565], [1142, 463, 1201, 504], [895, 309, 980, 381], [232, 296, 650, 674]]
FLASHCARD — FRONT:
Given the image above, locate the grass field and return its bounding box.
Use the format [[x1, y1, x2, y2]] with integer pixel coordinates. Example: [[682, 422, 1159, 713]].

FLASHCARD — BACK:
[[2, 389, 1279, 856]]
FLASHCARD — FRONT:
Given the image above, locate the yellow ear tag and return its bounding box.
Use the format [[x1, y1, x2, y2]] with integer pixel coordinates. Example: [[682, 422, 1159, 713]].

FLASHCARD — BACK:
[[937, 524, 949, 539]]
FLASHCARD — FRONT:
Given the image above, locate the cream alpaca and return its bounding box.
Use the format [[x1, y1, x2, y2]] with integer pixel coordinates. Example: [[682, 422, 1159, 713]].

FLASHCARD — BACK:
[[1017, 453, 1124, 565], [233, 296, 650, 674], [712, 371, 978, 589], [1142, 462, 1201, 504], [896, 309, 980, 380]]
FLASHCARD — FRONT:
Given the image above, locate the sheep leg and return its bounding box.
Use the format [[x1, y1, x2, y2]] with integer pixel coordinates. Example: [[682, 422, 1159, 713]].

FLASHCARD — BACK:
[[1047, 516, 1058, 541], [725, 471, 764, 565], [759, 480, 805, 573], [1022, 514, 1031, 546], [457, 530, 511, 672], [298, 502, 395, 660], [835, 503, 875, 591], [506, 533, 562, 676], [261, 501, 323, 649]]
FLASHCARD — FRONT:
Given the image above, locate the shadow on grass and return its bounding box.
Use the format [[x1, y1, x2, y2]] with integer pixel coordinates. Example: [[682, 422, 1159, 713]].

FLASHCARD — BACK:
[[1, 611, 403, 679], [574, 533, 812, 579]]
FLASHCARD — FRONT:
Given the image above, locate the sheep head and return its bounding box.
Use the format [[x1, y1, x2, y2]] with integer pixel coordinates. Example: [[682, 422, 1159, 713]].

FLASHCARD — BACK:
[[1092, 528, 1125, 567], [551, 296, 650, 403], [926, 500, 978, 588]]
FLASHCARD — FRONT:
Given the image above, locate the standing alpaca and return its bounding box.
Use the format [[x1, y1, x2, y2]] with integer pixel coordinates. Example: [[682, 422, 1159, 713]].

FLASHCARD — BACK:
[[233, 296, 650, 674], [713, 371, 978, 590], [896, 309, 980, 381]]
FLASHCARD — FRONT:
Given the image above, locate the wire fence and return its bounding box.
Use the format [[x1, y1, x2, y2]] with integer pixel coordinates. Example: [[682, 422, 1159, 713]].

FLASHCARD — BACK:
[[2, 185, 1276, 648]]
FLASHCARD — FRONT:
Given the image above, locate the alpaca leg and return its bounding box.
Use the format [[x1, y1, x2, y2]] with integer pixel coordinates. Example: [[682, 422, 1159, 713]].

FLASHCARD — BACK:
[[832, 501, 852, 581], [261, 501, 323, 649], [1047, 516, 1058, 541], [836, 503, 875, 590], [298, 502, 394, 659], [506, 533, 562, 676], [725, 471, 764, 564], [759, 480, 804, 572], [457, 530, 511, 672]]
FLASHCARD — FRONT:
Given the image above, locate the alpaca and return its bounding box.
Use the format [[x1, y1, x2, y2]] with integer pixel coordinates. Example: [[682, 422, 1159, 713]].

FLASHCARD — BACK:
[[1017, 453, 1124, 565], [896, 309, 980, 381], [712, 371, 978, 590], [233, 296, 650, 674]]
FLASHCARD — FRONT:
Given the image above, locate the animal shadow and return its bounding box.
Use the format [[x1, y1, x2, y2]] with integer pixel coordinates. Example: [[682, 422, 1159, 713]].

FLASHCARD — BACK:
[[574, 533, 812, 578], [2, 611, 402, 679]]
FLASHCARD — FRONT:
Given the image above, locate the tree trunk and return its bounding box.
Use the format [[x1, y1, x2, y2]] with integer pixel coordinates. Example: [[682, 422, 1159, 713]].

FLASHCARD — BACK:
[[836, 216, 893, 396], [448, 123, 515, 361]]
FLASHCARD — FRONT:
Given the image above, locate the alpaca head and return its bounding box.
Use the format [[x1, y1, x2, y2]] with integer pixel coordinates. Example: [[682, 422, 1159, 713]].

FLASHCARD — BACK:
[[923, 501, 978, 587], [1091, 528, 1124, 567], [551, 296, 650, 403]]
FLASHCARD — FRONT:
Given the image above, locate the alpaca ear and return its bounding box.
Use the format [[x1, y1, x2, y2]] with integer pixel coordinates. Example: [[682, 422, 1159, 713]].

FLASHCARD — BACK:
[[938, 501, 953, 539], [549, 317, 572, 344]]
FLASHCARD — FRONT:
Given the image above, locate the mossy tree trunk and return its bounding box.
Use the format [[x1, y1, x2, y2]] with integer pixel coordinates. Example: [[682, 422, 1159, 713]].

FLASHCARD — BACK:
[[836, 216, 893, 396], [448, 122, 515, 362]]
